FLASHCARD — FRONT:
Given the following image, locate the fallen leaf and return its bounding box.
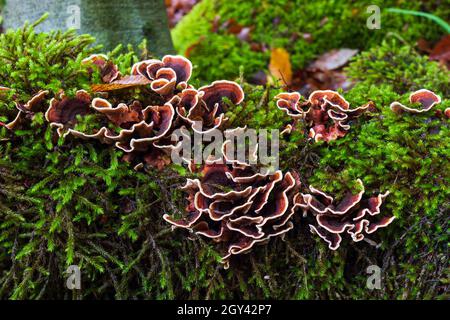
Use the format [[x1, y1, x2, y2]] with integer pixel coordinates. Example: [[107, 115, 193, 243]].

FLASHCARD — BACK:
[[165, 0, 199, 28], [268, 48, 292, 86], [288, 48, 357, 94], [417, 38, 432, 53], [429, 35, 450, 68], [249, 70, 268, 86], [225, 18, 244, 34], [308, 48, 358, 71], [91, 75, 151, 92]]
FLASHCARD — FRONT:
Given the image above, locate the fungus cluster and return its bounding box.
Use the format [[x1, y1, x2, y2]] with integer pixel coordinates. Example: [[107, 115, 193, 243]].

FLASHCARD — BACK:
[[304, 179, 394, 250], [0, 54, 403, 268], [36, 55, 243, 168], [163, 153, 303, 268], [275, 90, 373, 142], [131, 55, 192, 95], [81, 56, 240, 168]]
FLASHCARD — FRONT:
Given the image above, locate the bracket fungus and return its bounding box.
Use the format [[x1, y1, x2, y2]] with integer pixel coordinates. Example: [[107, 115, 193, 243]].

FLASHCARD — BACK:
[[163, 157, 304, 269], [169, 80, 244, 134], [3, 90, 48, 130], [86, 55, 191, 94], [275, 90, 373, 142], [390, 89, 441, 114], [52, 96, 178, 169], [82, 54, 120, 84], [304, 179, 394, 250], [41, 54, 245, 170], [45, 90, 92, 137], [131, 55, 193, 96]]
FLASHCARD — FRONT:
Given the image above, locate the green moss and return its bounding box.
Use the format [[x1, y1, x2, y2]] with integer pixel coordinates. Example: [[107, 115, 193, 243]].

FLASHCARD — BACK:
[[171, 0, 217, 55], [189, 34, 267, 84], [346, 38, 450, 96], [0, 19, 99, 105], [306, 95, 449, 298], [226, 82, 286, 130], [0, 22, 252, 300], [173, 0, 449, 83]]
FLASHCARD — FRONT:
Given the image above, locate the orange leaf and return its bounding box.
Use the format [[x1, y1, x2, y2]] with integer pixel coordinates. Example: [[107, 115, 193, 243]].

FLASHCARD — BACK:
[[269, 48, 292, 86], [91, 75, 151, 92]]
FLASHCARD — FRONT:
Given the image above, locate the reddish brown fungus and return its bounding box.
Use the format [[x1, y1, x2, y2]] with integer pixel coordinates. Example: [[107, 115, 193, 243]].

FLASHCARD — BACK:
[[163, 154, 303, 269], [390, 89, 441, 114], [276, 90, 372, 142], [304, 179, 394, 250]]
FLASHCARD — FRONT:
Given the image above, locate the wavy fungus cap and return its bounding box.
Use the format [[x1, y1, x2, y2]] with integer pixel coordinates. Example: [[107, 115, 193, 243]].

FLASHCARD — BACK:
[[41, 93, 179, 170], [304, 179, 394, 250], [163, 156, 304, 269], [3, 90, 49, 130], [169, 80, 244, 134], [82, 54, 120, 84], [43, 62, 244, 170], [275, 90, 372, 143], [45, 90, 92, 137], [390, 89, 441, 114], [131, 55, 193, 95]]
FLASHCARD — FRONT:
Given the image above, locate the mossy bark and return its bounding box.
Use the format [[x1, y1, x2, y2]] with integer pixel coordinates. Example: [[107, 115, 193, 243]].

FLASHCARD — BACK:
[[2, 0, 174, 56]]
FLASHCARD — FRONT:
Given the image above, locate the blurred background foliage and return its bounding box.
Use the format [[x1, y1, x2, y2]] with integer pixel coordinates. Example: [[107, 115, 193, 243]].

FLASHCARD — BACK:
[[172, 0, 450, 83]]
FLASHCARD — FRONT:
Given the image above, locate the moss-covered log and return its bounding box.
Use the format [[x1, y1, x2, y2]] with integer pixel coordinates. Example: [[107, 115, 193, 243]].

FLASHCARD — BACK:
[[0, 2, 448, 300]]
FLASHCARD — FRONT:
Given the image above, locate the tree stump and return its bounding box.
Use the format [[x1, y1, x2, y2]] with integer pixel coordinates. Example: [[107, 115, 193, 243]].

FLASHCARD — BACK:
[[2, 0, 174, 56]]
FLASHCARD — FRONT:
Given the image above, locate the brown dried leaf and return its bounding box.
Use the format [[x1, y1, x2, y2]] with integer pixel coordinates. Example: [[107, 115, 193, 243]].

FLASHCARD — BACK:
[[91, 75, 151, 92], [268, 48, 292, 85], [226, 18, 244, 34], [308, 49, 358, 71], [417, 38, 432, 53], [429, 35, 450, 68]]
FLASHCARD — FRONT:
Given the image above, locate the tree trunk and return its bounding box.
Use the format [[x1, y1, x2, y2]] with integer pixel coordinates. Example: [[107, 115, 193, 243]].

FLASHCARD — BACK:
[[2, 0, 174, 57]]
